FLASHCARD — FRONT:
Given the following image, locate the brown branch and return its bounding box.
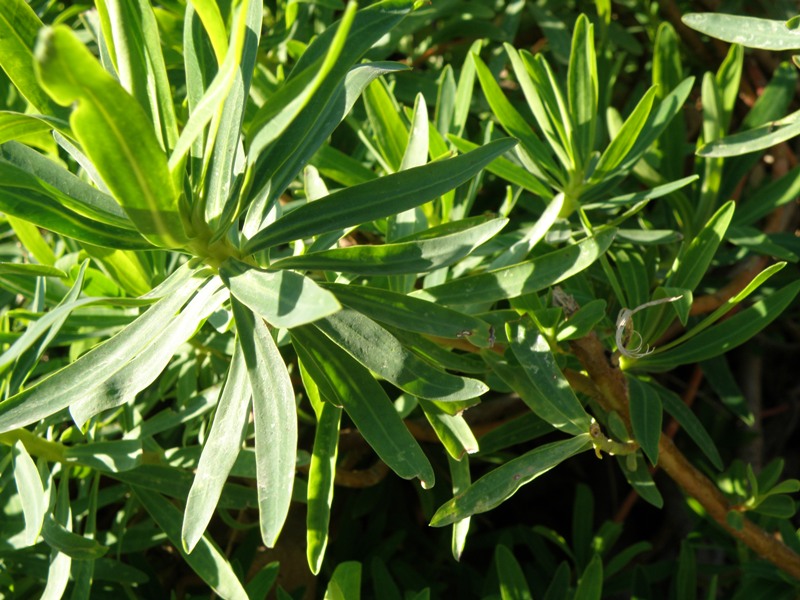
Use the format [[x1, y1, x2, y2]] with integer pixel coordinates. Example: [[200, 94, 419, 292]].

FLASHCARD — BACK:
[[569, 332, 800, 580]]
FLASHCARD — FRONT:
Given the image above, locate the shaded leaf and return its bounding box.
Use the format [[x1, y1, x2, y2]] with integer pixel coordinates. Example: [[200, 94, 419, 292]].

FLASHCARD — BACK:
[[430, 435, 591, 526]]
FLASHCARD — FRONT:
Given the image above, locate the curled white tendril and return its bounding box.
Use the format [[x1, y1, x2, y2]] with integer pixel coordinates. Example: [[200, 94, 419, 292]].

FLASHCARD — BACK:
[[615, 295, 683, 359]]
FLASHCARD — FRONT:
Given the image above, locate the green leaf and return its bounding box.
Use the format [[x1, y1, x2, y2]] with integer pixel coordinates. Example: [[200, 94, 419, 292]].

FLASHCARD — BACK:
[[34, 26, 188, 248], [473, 51, 561, 182], [314, 310, 488, 402], [568, 14, 598, 165], [589, 86, 658, 182], [698, 107, 800, 157], [667, 201, 734, 291], [418, 399, 479, 459], [656, 384, 723, 471], [188, 0, 229, 64], [41, 513, 108, 560], [583, 175, 698, 209], [202, 0, 262, 236], [616, 454, 662, 508], [0, 0, 63, 117], [0, 262, 68, 279], [752, 495, 796, 518], [496, 545, 533, 600], [247, 2, 355, 162], [618, 77, 694, 174], [628, 377, 662, 465], [0, 265, 86, 374], [447, 454, 471, 561], [448, 134, 552, 198], [11, 440, 46, 546], [0, 157, 150, 250], [171, 0, 260, 171], [507, 322, 592, 435], [182, 344, 251, 553], [700, 357, 752, 425], [325, 561, 362, 600], [556, 299, 607, 342], [244, 1, 414, 226], [220, 259, 340, 329], [244, 138, 516, 253], [411, 228, 615, 305], [734, 165, 800, 225], [362, 76, 408, 171], [0, 111, 60, 145], [68, 278, 225, 429], [513, 49, 574, 172], [0, 264, 208, 433], [291, 325, 434, 488], [430, 435, 591, 526], [271, 217, 507, 275], [574, 554, 603, 600], [231, 299, 297, 548], [133, 487, 249, 600], [64, 439, 142, 472], [306, 400, 341, 575], [97, 0, 179, 150], [633, 279, 800, 372], [683, 13, 800, 51], [322, 283, 495, 348]]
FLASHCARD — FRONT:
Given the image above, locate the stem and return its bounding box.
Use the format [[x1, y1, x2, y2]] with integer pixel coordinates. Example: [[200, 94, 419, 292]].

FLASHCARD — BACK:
[[569, 332, 800, 579]]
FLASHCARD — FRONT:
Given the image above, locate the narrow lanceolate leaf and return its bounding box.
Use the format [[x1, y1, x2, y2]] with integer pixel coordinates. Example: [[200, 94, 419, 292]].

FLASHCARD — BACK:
[[430, 435, 591, 527], [183, 345, 252, 553], [248, 2, 355, 161], [667, 201, 734, 292], [568, 14, 598, 165], [314, 310, 488, 402], [243, 138, 516, 253], [0, 112, 61, 146], [448, 135, 552, 198], [507, 322, 592, 435], [133, 488, 249, 600], [34, 26, 188, 248], [419, 399, 479, 459], [589, 86, 658, 182], [683, 13, 800, 51], [655, 384, 723, 470], [574, 555, 603, 600], [291, 325, 435, 488], [325, 562, 362, 600], [203, 0, 262, 236], [632, 279, 800, 372], [617, 454, 662, 508], [412, 229, 616, 306], [12, 440, 46, 546], [0, 264, 206, 434], [698, 108, 800, 157], [306, 400, 341, 575], [322, 283, 495, 348], [271, 217, 507, 275], [628, 377, 662, 465], [496, 545, 533, 600], [220, 259, 340, 329], [169, 0, 258, 170], [98, 0, 179, 150], [0, 160, 150, 250], [69, 279, 226, 429], [1, 141, 133, 230], [473, 52, 561, 182], [41, 513, 108, 559], [0, 0, 63, 117], [0, 262, 84, 376], [231, 299, 297, 548]]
